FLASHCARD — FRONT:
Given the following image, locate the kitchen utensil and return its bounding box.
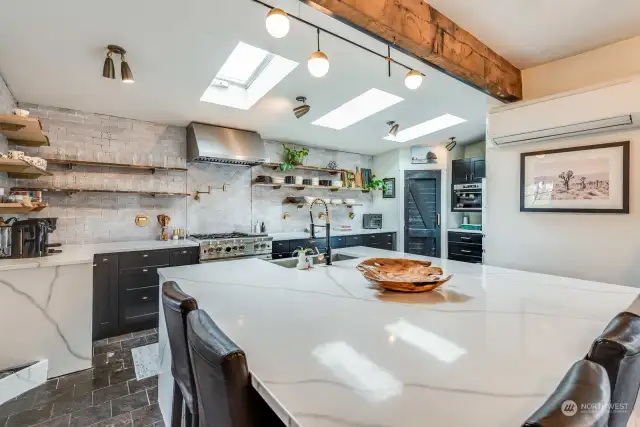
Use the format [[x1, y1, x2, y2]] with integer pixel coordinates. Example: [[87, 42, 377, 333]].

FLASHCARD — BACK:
[[272, 176, 285, 184], [295, 176, 303, 185], [332, 180, 343, 187], [357, 258, 453, 293], [319, 179, 331, 186], [302, 179, 312, 185], [311, 177, 320, 186], [254, 175, 273, 184], [157, 214, 171, 240], [285, 176, 295, 184]]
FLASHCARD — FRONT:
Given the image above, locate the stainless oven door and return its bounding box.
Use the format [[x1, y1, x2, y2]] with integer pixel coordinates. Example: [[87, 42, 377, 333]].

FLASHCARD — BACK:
[[453, 189, 483, 212], [199, 254, 272, 263]]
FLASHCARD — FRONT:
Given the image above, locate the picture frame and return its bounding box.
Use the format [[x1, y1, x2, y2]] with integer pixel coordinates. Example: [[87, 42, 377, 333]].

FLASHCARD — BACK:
[[410, 146, 438, 164], [520, 141, 629, 213], [383, 178, 395, 199]]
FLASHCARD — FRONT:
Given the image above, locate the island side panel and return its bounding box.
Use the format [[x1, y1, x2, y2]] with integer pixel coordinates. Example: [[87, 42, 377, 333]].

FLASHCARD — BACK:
[[0, 263, 93, 377], [157, 271, 174, 425]]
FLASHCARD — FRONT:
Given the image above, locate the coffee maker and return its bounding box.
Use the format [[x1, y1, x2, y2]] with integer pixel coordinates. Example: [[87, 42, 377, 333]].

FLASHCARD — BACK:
[[11, 218, 61, 258]]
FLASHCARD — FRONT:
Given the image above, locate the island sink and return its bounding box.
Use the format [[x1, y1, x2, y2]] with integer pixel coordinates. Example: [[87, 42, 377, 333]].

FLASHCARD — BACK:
[[270, 253, 359, 268]]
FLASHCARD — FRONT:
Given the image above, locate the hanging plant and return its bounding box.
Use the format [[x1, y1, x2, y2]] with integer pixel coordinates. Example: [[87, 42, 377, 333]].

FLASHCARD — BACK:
[[279, 144, 309, 172], [365, 175, 388, 191]]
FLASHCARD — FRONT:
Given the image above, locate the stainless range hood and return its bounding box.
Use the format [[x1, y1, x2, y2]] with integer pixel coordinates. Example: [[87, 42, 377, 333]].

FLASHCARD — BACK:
[[186, 123, 269, 165]]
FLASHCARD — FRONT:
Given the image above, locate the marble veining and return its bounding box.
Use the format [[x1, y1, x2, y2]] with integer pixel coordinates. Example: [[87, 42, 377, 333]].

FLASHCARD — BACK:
[[157, 247, 639, 427]]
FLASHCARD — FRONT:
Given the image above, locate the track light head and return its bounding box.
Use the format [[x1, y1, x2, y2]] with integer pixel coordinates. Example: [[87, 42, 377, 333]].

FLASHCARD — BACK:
[[445, 137, 457, 152], [266, 8, 290, 38], [102, 51, 115, 79], [120, 55, 134, 83], [405, 70, 423, 90], [387, 121, 399, 137], [293, 96, 310, 119]]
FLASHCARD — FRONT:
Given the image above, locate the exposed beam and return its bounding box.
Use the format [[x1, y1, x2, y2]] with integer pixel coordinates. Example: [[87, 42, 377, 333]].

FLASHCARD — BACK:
[[301, 0, 522, 102]]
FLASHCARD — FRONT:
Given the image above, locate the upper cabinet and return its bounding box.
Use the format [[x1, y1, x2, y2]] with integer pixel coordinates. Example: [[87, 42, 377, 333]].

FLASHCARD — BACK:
[[452, 157, 485, 184]]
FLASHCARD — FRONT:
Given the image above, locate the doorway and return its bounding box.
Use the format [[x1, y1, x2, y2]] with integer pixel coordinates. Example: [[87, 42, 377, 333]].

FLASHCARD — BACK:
[[404, 170, 441, 257]]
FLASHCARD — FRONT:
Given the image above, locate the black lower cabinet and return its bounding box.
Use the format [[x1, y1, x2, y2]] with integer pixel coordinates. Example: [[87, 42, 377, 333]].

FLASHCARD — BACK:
[[92, 246, 199, 340], [447, 232, 483, 264], [364, 233, 395, 250], [273, 232, 396, 259]]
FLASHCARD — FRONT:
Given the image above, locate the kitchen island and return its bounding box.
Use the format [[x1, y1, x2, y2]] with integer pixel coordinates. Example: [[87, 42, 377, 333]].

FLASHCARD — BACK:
[[156, 247, 639, 427]]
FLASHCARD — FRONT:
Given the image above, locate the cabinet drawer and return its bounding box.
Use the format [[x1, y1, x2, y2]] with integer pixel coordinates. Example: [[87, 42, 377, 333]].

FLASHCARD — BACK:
[[272, 240, 290, 254], [448, 253, 482, 264], [169, 248, 198, 266], [119, 266, 164, 290], [346, 235, 363, 247], [119, 286, 159, 323], [119, 250, 170, 270], [365, 233, 394, 250], [449, 242, 483, 258], [271, 253, 290, 260], [448, 232, 483, 245], [290, 238, 327, 252], [331, 236, 346, 249]]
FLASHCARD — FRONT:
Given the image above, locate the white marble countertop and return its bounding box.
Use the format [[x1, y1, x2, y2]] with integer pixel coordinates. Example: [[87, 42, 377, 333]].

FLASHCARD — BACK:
[[269, 229, 397, 241], [0, 239, 198, 270], [157, 247, 639, 427], [448, 228, 483, 234]]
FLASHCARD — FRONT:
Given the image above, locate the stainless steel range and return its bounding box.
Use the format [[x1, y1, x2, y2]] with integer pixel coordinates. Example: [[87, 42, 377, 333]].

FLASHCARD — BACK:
[[188, 232, 273, 263]]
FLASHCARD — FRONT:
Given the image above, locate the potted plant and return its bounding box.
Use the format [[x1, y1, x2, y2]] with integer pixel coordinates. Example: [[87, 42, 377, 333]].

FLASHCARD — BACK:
[[279, 145, 309, 172], [365, 175, 389, 192]]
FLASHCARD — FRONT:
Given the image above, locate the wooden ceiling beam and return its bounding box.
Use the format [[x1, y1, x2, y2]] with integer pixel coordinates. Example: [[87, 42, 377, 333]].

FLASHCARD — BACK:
[[301, 0, 522, 101]]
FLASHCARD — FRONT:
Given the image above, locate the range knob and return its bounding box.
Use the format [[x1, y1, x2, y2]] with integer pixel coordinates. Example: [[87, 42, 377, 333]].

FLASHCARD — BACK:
[[215, 246, 223, 252], [232, 246, 238, 251], [207, 247, 215, 253], [254, 243, 260, 249], [225, 246, 232, 252], [238, 245, 245, 251], [260, 243, 267, 249]]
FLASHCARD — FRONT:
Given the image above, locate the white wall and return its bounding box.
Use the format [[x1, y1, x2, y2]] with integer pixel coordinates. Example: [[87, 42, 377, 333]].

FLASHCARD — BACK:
[[523, 36, 640, 99], [485, 129, 639, 286]]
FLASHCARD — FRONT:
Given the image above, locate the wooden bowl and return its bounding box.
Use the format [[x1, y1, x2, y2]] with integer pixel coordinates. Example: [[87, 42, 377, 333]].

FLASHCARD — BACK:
[[356, 258, 453, 293]]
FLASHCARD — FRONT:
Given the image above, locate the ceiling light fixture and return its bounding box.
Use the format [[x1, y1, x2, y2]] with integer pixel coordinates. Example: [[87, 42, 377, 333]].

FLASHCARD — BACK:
[[405, 70, 423, 90], [308, 28, 329, 78], [293, 96, 310, 118], [445, 137, 457, 151], [387, 121, 399, 137], [102, 51, 115, 79], [385, 114, 466, 143], [265, 8, 290, 38], [103, 45, 134, 83], [120, 54, 134, 83]]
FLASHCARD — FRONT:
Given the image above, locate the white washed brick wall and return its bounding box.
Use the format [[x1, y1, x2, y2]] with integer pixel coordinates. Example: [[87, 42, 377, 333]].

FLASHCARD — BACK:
[[0, 74, 16, 189]]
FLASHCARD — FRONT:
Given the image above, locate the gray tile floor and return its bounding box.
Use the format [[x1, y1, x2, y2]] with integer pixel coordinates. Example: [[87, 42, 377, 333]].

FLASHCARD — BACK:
[[0, 329, 162, 427]]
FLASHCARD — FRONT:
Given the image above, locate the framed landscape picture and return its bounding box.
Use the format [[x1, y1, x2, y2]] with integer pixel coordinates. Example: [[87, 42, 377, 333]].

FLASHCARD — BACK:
[[383, 178, 395, 198], [520, 141, 629, 213]]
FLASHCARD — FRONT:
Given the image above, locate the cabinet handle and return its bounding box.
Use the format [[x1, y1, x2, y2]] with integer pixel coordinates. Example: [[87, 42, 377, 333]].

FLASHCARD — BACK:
[[461, 237, 471, 240], [182, 251, 187, 254], [142, 269, 148, 272], [93, 264, 97, 267], [142, 296, 148, 300], [437, 214, 441, 226], [471, 174, 474, 180], [142, 254, 149, 258], [461, 250, 472, 253], [465, 174, 468, 181], [102, 258, 108, 262]]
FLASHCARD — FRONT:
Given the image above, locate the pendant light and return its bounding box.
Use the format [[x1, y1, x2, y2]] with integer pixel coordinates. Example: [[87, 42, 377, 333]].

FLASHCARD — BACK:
[[405, 70, 423, 90], [387, 121, 399, 137], [120, 54, 134, 83], [308, 28, 329, 78], [265, 8, 290, 38], [102, 51, 115, 79], [103, 45, 134, 83], [293, 96, 311, 118]]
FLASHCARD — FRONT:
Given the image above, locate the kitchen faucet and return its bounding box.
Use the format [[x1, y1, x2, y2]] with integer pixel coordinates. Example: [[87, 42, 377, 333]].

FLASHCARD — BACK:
[[309, 198, 332, 266]]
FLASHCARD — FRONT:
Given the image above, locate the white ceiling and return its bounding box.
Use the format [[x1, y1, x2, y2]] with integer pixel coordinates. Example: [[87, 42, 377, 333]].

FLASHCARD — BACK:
[[427, 0, 640, 69], [0, 0, 492, 155]]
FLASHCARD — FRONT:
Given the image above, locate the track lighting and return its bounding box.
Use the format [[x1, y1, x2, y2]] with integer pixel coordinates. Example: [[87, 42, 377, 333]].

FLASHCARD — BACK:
[[445, 137, 457, 151], [308, 29, 329, 78], [103, 45, 134, 83], [265, 8, 290, 38], [405, 70, 423, 90], [293, 96, 310, 118], [387, 121, 399, 137]]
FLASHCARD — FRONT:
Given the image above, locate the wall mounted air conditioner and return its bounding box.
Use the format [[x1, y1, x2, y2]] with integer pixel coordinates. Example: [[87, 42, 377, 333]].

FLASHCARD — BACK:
[[488, 76, 640, 146]]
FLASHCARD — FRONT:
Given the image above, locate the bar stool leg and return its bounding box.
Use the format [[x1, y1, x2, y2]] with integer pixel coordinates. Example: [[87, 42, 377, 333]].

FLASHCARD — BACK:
[[184, 408, 192, 427], [171, 381, 184, 427]]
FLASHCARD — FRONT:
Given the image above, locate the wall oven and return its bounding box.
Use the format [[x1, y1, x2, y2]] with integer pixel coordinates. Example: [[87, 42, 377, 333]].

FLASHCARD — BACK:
[[452, 183, 483, 212]]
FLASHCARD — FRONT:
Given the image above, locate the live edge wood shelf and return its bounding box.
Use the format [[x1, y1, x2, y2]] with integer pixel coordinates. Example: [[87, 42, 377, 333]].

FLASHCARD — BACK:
[[0, 203, 48, 214], [262, 163, 345, 175], [10, 186, 191, 198], [0, 115, 50, 147], [45, 158, 188, 173], [253, 183, 370, 193], [0, 158, 53, 179]]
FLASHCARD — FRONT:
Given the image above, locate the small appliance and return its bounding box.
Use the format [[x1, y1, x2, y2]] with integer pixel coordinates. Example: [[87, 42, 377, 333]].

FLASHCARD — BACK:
[[11, 218, 61, 258], [452, 183, 483, 212], [363, 214, 382, 229]]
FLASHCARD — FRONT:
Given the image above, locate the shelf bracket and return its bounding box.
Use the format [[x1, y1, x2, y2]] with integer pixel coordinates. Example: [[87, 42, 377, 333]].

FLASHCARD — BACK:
[[194, 184, 229, 201]]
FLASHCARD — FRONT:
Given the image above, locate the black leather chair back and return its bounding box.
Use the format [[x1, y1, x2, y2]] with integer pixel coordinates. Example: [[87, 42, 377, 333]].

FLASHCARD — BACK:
[[186, 309, 254, 427], [587, 311, 640, 427], [522, 360, 610, 427], [162, 281, 199, 412]]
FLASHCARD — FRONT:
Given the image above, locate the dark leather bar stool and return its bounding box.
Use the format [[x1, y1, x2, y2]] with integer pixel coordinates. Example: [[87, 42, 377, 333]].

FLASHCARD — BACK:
[[162, 281, 199, 427], [186, 309, 283, 427], [522, 359, 610, 427], [586, 311, 640, 427]]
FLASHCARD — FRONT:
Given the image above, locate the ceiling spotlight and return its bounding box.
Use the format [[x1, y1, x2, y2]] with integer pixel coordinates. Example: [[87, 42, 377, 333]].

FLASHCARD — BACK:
[[308, 29, 329, 78], [266, 8, 290, 39], [405, 70, 423, 90], [102, 51, 115, 79], [387, 121, 399, 137], [293, 96, 310, 119], [120, 54, 134, 83], [445, 137, 457, 151]]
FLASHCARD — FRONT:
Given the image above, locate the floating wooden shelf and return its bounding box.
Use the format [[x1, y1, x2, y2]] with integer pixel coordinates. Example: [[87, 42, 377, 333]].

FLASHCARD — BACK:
[[0, 115, 49, 146], [10, 187, 191, 198], [45, 158, 188, 173], [0, 203, 48, 214], [283, 201, 363, 208], [0, 158, 53, 179], [253, 183, 370, 193], [262, 163, 345, 175]]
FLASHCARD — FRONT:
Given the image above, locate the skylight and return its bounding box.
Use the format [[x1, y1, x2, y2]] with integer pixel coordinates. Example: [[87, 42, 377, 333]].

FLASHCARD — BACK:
[[312, 88, 404, 130], [384, 114, 467, 143], [201, 42, 298, 110]]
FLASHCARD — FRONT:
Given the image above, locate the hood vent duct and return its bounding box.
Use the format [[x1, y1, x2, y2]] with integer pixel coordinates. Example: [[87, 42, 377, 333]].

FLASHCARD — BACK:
[[186, 123, 268, 166]]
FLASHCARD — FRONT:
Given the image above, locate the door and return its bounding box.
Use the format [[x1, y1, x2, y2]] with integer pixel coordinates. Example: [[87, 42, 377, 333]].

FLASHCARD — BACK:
[[471, 157, 486, 181], [404, 171, 441, 257], [452, 159, 471, 184]]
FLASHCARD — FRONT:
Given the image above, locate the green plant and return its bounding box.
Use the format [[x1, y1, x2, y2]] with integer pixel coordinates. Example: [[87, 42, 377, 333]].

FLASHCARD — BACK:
[[293, 247, 314, 256], [365, 175, 388, 191], [279, 145, 309, 171]]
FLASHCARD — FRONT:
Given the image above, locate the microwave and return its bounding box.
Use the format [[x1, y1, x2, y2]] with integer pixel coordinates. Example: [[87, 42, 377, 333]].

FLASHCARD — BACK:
[[363, 214, 382, 229], [452, 183, 483, 212]]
